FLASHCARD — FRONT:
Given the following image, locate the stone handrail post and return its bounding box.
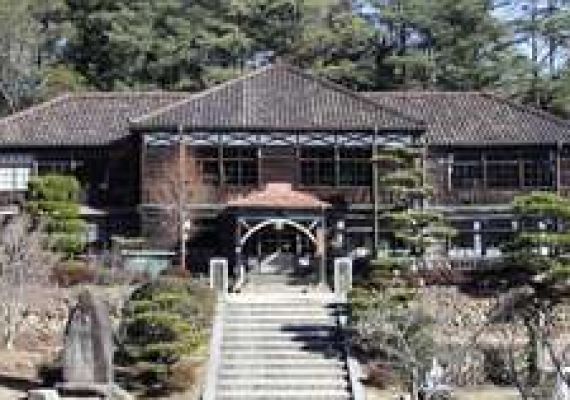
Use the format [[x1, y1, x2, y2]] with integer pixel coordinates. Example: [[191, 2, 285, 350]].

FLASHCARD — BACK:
[[334, 257, 353, 301], [209, 258, 228, 296]]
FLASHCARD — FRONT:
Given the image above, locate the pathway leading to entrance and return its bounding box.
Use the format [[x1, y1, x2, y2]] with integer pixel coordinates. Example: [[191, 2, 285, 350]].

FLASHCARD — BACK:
[[211, 261, 353, 399], [241, 251, 325, 294]]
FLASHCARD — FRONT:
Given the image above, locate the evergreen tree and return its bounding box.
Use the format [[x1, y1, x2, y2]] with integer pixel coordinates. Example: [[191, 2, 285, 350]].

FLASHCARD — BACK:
[[60, 0, 248, 90], [500, 192, 570, 390], [0, 0, 46, 113], [117, 279, 214, 389], [372, 0, 513, 90], [27, 174, 86, 258], [291, 6, 379, 89], [369, 147, 452, 283], [496, 0, 570, 107], [504, 191, 570, 288]]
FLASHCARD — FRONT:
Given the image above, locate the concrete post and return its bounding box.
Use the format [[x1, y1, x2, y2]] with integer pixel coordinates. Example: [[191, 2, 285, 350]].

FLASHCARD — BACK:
[[209, 258, 228, 295], [473, 221, 482, 257], [334, 257, 353, 301]]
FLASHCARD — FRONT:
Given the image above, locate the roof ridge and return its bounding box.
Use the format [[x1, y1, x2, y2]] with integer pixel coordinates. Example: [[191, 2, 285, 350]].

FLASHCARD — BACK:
[[71, 91, 193, 98], [281, 64, 425, 128], [0, 94, 72, 126], [363, 90, 483, 96], [130, 65, 274, 125], [481, 92, 570, 131], [132, 63, 425, 129]]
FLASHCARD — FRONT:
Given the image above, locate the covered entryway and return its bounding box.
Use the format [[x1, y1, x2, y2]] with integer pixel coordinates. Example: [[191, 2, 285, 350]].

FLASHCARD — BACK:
[[228, 183, 330, 289]]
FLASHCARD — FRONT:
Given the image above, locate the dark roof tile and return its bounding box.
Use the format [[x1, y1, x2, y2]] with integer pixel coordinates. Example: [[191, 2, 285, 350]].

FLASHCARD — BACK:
[[0, 92, 190, 147], [364, 91, 570, 145], [132, 63, 423, 132]]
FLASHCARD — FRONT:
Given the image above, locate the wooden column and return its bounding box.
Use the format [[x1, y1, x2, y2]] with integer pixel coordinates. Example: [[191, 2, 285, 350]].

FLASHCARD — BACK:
[[372, 129, 379, 256], [481, 149, 488, 189], [140, 136, 147, 204], [518, 149, 525, 190], [447, 152, 454, 192], [334, 132, 340, 188], [178, 129, 187, 273], [556, 142, 562, 194], [257, 146, 262, 189], [218, 133, 226, 191]]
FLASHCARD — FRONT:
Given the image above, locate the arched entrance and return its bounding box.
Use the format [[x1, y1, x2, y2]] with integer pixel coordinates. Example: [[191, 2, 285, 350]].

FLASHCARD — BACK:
[[241, 219, 319, 279], [235, 215, 326, 285], [228, 183, 330, 288]]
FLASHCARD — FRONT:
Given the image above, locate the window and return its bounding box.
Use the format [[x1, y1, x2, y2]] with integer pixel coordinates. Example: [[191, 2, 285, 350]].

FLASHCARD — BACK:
[[37, 160, 78, 175], [223, 147, 258, 186], [194, 146, 220, 185], [300, 148, 334, 186], [486, 161, 520, 188], [523, 159, 553, 188], [339, 148, 371, 186], [0, 167, 30, 191], [451, 162, 483, 189], [449, 151, 482, 189]]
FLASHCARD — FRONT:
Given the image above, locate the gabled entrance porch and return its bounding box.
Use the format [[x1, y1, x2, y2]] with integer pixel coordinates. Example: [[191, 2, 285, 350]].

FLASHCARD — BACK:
[[228, 183, 330, 290]]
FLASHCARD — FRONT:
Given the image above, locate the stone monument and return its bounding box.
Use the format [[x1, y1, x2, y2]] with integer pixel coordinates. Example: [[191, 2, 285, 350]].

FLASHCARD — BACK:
[[60, 289, 113, 396], [553, 368, 570, 400]]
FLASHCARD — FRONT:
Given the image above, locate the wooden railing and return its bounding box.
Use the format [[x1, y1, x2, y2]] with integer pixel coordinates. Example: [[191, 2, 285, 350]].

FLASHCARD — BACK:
[[432, 189, 550, 206]]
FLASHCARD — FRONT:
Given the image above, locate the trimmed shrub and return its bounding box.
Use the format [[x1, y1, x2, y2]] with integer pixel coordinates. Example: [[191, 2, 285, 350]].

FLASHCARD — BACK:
[[116, 278, 214, 394]]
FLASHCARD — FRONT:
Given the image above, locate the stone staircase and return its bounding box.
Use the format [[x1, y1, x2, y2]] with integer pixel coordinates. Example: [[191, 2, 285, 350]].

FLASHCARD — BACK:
[[213, 287, 352, 399], [241, 266, 321, 293]]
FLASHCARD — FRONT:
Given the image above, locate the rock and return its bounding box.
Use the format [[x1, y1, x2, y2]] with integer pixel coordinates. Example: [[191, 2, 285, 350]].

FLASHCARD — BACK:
[[27, 389, 60, 400], [109, 385, 135, 400]]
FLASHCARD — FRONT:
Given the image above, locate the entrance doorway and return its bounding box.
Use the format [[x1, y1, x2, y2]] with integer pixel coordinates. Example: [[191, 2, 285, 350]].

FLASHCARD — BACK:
[[243, 224, 316, 276], [235, 216, 325, 287]]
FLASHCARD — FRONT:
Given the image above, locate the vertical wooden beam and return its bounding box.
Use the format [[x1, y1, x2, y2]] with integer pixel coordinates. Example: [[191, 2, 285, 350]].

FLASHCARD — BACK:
[[518, 148, 525, 189], [556, 142, 562, 194], [334, 132, 340, 188], [294, 134, 300, 188], [447, 152, 453, 192], [372, 127, 379, 257], [257, 145, 262, 189], [218, 132, 225, 190], [481, 149, 488, 189], [140, 135, 147, 204], [178, 128, 187, 273]]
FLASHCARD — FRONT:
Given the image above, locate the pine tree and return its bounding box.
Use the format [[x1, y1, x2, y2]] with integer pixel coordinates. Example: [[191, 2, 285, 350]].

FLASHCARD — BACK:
[[60, 0, 248, 90], [504, 191, 570, 288], [368, 147, 452, 285], [500, 192, 570, 391], [26, 174, 86, 258], [496, 0, 570, 107], [373, 0, 513, 90], [117, 279, 214, 389]]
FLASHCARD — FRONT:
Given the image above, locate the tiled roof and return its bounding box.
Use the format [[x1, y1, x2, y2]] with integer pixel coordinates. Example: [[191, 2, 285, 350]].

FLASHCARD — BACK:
[[228, 183, 330, 209], [0, 92, 190, 147], [364, 91, 570, 146], [132, 63, 424, 132]]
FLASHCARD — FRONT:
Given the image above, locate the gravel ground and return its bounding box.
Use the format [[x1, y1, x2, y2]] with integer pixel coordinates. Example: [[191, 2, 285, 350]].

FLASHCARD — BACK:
[[366, 385, 520, 399]]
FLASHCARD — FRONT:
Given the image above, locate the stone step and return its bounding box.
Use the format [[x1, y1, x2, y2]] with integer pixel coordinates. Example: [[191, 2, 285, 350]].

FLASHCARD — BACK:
[[217, 379, 349, 391], [224, 316, 337, 325], [220, 358, 346, 369], [221, 350, 344, 361], [225, 305, 340, 313], [218, 368, 348, 379], [216, 389, 351, 399], [226, 294, 337, 304], [222, 341, 342, 351], [223, 323, 337, 333], [222, 329, 336, 341]]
